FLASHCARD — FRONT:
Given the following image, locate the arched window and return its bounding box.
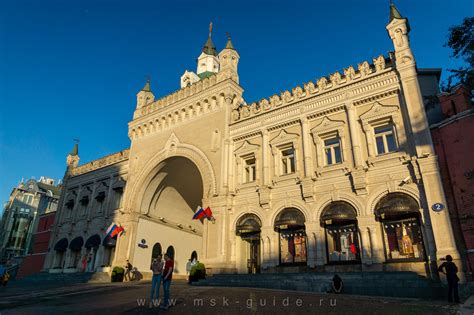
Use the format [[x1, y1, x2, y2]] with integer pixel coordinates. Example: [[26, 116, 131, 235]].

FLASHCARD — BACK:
[[320, 202, 360, 263], [375, 193, 425, 262], [274, 208, 307, 265], [166, 246, 175, 260], [236, 214, 261, 241]]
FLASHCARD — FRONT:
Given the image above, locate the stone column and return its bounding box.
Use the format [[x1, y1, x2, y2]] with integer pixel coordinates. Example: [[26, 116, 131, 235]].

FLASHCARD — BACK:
[[346, 102, 363, 168], [260, 227, 274, 268], [301, 118, 314, 177], [95, 246, 104, 270], [315, 227, 326, 266], [305, 222, 319, 268], [369, 224, 385, 263], [262, 130, 270, 186]]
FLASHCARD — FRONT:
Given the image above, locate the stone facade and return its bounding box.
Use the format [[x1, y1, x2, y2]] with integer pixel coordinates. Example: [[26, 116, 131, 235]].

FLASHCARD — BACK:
[[46, 5, 462, 281]]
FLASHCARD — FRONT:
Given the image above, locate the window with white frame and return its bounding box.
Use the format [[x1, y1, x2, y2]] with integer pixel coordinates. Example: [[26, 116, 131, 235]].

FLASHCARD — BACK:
[[280, 145, 296, 175], [324, 137, 342, 165], [374, 123, 397, 155], [243, 156, 256, 183]]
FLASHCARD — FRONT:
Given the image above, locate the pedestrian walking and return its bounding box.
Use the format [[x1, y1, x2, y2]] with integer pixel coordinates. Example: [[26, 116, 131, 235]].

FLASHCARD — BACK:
[[438, 255, 460, 303], [160, 253, 174, 309], [124, 260, 133, 281], [149, 255, 164, 308]]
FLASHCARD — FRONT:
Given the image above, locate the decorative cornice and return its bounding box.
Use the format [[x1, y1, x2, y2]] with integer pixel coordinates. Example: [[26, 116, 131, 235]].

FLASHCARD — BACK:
[[129, 79, 242, 141], [134, 72, 237, 120], [231, 54, 392, 123], [71, 149, 130, 177]]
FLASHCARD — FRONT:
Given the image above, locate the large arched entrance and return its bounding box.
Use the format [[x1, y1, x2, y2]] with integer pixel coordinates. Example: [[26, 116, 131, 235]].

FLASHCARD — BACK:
[[133, 156, 205, 276], [236, 214, 262, 274]]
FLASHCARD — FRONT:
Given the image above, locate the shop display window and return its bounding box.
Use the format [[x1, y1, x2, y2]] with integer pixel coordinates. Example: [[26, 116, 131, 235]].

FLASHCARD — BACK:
[[325, 224, 360, 262], [279, 230, 307, 264], [382, 217, 424, 261]]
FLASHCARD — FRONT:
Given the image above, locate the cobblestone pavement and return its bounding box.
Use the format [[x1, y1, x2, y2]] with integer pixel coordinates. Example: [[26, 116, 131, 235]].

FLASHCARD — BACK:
[[0, 280, 468, 315]]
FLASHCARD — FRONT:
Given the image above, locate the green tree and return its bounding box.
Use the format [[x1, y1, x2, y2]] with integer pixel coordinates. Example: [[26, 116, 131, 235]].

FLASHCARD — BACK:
[[443, 17, 473, 91]]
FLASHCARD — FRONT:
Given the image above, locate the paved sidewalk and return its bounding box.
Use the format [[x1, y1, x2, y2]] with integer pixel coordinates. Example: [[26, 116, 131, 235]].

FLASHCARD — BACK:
[[0, 280, 466, 315]]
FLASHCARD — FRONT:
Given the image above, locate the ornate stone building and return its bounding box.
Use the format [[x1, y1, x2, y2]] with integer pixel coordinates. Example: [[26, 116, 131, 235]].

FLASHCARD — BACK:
[[45, 5, 462, 280]]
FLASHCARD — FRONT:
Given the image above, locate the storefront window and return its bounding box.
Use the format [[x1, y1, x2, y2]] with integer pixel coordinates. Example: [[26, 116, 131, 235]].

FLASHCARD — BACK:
[[325, 224, 360, 262], [274, 208, 307, 265], [279, 230, 307, 264], [320, 201, 361, 264], [375, 193, 426, 262], [382, 217, 424, 260]]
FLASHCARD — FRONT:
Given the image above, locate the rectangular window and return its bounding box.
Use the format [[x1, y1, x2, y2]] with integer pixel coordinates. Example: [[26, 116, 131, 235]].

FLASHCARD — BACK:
[[324, 137, 342, 165], [113, 189, 123, 209], [244, 157, 256, 183], [280, 147, 295, 175], [374, 124, 397, 155]]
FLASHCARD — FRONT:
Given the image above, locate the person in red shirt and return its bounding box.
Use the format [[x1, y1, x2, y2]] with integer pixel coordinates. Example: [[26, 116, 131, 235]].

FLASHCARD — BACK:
[[160, 254, 174, 309]]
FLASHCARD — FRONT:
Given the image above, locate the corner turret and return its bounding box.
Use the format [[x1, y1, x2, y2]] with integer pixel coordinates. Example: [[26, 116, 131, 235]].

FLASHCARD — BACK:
[[136, 78, 155, 108], [218, 33, 240, 84]]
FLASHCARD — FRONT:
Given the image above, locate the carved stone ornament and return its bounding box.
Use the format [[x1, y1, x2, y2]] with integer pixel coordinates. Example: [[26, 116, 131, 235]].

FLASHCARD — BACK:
[[281, 90, 293, 103], [260, 98, 271, 110], [330, 72, 342, 85], [304, 81, 316, 94], [344, 66, 356, 82], [317, 77, 328, 90], [358, 61, 371, 77], [293, 86, 304, 99], [373, 55, 386, 72], [232, 109, 240, 121]]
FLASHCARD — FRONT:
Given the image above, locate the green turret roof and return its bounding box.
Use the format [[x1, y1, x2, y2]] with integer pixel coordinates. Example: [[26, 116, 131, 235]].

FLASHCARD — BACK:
[[69, 143, 78, 156], [389, 3, 403, 22], [198, 71, 215, 80], [202, 36, 218, 56]]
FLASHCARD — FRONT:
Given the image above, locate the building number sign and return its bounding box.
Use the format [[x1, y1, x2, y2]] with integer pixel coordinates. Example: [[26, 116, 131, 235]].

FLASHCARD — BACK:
[[431, 203, 445, 212]]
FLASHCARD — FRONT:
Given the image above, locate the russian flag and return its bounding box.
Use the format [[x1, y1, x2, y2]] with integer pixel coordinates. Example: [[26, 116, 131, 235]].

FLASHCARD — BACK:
[[192, 207, 206, 220], [105, 223, 124, 239], [204, 207, 213, 219]]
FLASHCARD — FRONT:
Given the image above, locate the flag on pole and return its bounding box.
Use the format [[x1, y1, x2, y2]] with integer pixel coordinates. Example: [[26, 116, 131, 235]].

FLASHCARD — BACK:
[[105, 223, 124, 239], [192, 206, 206, 220], [192, 206, 214, 221], [204, 207, 214, 221]]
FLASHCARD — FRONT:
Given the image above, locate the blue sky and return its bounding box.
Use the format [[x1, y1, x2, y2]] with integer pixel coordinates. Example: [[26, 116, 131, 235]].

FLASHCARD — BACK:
[[0, 0, 472, 208]]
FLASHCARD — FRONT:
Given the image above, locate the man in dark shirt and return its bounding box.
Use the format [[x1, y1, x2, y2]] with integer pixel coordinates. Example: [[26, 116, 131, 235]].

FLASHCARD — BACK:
[[160, 254, 174, 309], [438, 255, 460, 303]]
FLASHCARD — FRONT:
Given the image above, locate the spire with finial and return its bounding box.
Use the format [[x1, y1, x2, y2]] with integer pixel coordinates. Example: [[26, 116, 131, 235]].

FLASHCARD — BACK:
[[224, 32, 235, 50], [70, 139, 79, 156], [389, 1, 403, 22], [66, 140, 80, 169], [202, 22, 218, 56], [142, 75, 152, 92]]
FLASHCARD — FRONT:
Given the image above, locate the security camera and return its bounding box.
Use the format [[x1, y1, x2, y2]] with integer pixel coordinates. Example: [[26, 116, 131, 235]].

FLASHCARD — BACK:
[[401, 176, 411, 184]]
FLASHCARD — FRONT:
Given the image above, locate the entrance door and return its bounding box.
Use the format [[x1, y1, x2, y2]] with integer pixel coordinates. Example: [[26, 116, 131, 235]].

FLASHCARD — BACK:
[[247, 240, 260, 274]]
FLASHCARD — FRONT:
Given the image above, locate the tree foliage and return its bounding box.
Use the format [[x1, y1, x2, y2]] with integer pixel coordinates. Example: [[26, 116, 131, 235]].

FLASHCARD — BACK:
[[443, 17, 474, 91]]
